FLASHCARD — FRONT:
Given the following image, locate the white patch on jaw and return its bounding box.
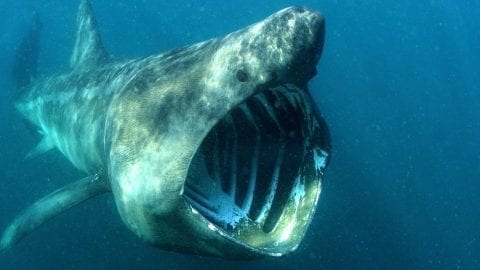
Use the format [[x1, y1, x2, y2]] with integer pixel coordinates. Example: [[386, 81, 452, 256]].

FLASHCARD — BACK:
[[313, 149, 328, 173], [291, 176, 306, 205]]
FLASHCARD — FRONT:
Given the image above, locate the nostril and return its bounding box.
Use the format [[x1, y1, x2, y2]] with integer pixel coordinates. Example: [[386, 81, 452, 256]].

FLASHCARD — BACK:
[[236, 69, 249, 82]]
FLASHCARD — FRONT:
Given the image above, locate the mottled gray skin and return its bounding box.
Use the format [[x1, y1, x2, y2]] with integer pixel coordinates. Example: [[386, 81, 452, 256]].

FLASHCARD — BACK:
[[3, 0, 325, 258]]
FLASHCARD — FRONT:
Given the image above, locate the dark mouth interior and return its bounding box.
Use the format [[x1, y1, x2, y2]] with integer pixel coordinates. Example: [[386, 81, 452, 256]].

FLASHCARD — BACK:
[[184, 86, 318, 234]]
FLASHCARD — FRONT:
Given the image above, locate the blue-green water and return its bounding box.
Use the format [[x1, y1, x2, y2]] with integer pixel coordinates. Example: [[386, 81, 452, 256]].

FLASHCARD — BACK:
[[1, 0, 479, 269]]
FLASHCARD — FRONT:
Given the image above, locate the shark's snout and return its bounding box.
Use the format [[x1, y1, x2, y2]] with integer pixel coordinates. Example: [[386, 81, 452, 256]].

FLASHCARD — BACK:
[[279, 7, 325, 59], [242, 7, 325, 88], [281, 7, 325, 85]]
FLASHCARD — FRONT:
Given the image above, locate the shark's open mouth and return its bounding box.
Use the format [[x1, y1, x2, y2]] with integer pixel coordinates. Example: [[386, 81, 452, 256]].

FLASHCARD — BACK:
[[183, 85, 330, 254]]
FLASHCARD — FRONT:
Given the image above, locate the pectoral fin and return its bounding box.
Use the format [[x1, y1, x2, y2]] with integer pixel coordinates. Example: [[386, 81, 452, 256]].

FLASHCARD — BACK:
[[0, 174, 109, 251], [24, 136, 54, 160]]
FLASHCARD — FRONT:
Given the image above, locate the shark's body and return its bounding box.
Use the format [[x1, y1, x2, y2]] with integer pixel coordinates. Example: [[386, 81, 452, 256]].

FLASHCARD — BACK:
[[2, 0, 330, 258]]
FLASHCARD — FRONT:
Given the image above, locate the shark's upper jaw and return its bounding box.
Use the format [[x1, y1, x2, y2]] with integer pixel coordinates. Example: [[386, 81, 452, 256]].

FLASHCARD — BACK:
[[183, 84, 330, 256]]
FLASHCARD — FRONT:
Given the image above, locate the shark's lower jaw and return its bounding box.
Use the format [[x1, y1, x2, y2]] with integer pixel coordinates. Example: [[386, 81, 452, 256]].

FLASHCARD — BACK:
[[183, 85, 330, 255]]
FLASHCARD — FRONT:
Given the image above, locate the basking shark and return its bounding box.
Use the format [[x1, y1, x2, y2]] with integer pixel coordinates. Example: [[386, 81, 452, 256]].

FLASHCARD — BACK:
[[1, 0, 330, 258]]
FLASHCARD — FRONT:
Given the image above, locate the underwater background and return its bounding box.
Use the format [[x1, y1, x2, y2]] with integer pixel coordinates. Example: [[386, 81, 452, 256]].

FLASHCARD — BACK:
[[0, 0, 479, 269]]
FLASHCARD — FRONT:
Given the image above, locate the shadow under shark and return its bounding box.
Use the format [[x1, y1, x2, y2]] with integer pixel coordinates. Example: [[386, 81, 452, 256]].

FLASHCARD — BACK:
[[1, 0, 330, 258]]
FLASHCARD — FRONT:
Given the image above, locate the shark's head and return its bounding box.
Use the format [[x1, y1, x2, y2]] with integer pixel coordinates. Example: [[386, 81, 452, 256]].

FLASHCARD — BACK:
[[105, 7, 330, 258], [207, 6, 325, 92]]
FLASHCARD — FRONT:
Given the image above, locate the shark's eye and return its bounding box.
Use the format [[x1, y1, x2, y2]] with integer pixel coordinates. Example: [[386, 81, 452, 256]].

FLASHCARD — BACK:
[[236, 69, 248, 82]]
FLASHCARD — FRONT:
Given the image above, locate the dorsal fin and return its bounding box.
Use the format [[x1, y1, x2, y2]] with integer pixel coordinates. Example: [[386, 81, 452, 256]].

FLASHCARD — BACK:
[[12, 12, 42, 92], [70, 0, 109, 70]]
